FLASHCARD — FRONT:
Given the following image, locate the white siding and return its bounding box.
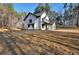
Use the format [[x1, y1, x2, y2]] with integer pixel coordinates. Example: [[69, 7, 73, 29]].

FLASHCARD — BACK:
[[34, 18, 40, 29], [52, 22, 56, 30], [24, 14, 40, 30], [23, 12, 56, 30], [24, 14, 37, 29]]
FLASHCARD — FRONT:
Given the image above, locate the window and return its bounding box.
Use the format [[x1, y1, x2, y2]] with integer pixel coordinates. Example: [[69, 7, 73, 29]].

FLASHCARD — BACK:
[[42, 18, 44, 20], [29, 19, 32, 23], [42, 18, 44, 22], [32, 24, 34, 28], [42, 24, 44, 28], [46, 19, 47, 21], [28, 24, 30, 28]]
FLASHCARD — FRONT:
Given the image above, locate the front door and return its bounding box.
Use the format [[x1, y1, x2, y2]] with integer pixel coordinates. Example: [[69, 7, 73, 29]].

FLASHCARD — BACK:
[[28, 24, 34, 30]]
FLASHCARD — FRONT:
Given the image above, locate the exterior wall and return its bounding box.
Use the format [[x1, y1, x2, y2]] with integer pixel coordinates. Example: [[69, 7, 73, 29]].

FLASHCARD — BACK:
[[23, 12, 56, 30], [24, 14, 39, 30], [40, 12, 56, 30], [40, 12, 49, 30], [51, 22, 56, 30], [34, 18, 40, 29]]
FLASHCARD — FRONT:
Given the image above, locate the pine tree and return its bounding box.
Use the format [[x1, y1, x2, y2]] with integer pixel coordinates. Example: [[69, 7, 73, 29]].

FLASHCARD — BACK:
[[0, 3, 18, 29], [34, 3, 45, 13]]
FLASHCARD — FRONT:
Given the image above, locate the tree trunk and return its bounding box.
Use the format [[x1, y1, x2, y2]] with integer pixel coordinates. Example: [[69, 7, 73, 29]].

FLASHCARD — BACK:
[[76, 19, 78, 27]]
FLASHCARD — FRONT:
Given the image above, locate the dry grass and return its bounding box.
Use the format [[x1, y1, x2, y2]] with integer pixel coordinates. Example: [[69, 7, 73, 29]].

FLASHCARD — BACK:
[[0, 28, 21, 32], [56, 28, 79, 33], [0, 29, 8, 32]]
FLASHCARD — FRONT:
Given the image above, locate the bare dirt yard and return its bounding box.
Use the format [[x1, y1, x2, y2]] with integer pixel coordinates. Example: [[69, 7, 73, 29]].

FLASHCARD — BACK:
[[0, 29, 79, 55]]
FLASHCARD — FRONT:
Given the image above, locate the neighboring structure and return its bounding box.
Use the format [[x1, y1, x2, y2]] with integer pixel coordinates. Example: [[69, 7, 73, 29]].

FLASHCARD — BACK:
[[16, 12, 27, 29], [23, 11, 56, 30]]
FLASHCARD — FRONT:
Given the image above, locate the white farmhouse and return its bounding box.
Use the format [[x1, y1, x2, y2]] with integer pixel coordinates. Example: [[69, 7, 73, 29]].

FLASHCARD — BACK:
[[23, 11, 56, 30]]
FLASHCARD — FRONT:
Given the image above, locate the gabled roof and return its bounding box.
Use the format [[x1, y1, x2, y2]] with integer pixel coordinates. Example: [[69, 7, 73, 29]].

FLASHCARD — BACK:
[[24, 12, 35, 21], [34, 10, 45, 17], [24, 12, 40, 21], [34, 10, 54, 19]]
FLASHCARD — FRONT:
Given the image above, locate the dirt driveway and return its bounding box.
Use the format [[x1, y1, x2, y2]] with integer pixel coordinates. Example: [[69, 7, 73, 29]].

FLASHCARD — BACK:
[[0, 30, 79, 55]]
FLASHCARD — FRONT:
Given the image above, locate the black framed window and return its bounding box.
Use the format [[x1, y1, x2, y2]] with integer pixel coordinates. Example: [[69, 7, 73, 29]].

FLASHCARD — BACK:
[[42, 24, 44, 28], [29, 19, 32, 23], [28, 24, 30, 28]]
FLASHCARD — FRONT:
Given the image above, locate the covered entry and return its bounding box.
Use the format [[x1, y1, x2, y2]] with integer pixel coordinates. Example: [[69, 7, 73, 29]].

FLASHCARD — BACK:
[[28, 24, 34, 30], [41, 22, 52, 30]]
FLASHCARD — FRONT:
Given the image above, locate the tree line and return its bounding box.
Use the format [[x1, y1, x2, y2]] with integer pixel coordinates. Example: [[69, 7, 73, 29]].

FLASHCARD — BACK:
[[0, 3, 27, 30], [63, 3, 79, 27], [1, 3, 78, 29]]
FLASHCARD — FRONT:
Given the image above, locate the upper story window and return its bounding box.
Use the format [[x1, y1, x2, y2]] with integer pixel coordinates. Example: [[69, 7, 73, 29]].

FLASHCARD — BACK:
[[29, 19, 32, 23]]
